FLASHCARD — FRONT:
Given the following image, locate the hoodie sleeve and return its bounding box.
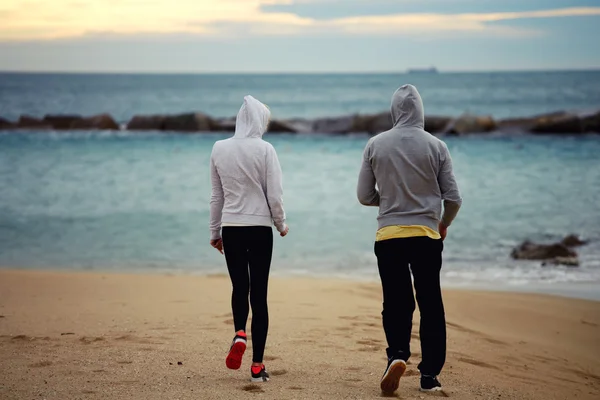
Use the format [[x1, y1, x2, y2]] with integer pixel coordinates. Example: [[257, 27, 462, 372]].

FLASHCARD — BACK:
[[265, 145, 286, 232], [209, 148, 224, 241], [357, 141, 380, 207], [438, 142, 462, 227]]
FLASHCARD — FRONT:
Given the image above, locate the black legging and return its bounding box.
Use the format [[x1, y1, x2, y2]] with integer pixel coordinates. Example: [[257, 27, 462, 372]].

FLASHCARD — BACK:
[[222, 226, 273, 363]]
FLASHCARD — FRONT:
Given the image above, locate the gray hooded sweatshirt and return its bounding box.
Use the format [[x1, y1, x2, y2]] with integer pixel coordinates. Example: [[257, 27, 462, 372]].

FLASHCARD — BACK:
[[209, 95, 286, 240], [357, 85, 462, 232]]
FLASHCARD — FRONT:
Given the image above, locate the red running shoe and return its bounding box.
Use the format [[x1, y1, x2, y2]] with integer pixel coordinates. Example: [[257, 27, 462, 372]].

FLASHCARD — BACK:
[[225, 331, 247, 370]]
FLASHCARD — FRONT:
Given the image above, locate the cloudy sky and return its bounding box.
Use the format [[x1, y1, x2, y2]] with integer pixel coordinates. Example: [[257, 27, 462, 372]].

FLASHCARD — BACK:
[[1, 0, 599, 72]]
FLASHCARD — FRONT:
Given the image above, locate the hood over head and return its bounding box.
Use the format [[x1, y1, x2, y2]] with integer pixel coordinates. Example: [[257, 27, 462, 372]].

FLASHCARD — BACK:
[[234, 95, 271, 138], [390, 84, 425, 129]]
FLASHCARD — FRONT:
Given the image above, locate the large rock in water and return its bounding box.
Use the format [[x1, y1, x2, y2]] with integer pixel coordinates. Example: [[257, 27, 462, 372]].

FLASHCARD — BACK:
[[282, 119, 313, 134], [43, 115, 83, 130], [445, 114, 496, 135], [352, 113, 451, 136], [212, 117, 236, 132], [511, 240, 577, 260], [0, 117, 15, 129], [580, 109, 600, 133], [311, 115, 357, 134], [350, 113, 391, 135], [268, 119, 297, 133], [561, 234, 588, 247], [71, 114, 119, 130], [425, 116, 453, 134], [126, 115, 167, 131], [17, 115, 52, 129], [530, 112, 583, 134], [366, 113, 393, 134], [163, 113, 213, 132]]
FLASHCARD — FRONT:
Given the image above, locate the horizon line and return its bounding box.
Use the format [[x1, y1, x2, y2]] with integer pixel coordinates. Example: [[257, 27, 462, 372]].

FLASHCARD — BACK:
[[1, 67, 599, 75]]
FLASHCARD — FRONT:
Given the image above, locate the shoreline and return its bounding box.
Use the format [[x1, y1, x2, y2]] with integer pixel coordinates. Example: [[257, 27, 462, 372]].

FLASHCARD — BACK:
[[1, 269, 598, 399], [2, 266, 599, 302]]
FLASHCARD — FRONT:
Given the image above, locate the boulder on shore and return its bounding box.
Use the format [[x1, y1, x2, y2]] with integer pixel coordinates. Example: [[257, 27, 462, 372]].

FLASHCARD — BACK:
[[163, 113, 213, 132], [71, 114, 119, 130], [126, 115, 167, 131], [541, 257, 580, 268], [43, 115, 83, 130], [511, 240, 577, 260], [561, 234, 588, 247], [445, 114, 496, 135]]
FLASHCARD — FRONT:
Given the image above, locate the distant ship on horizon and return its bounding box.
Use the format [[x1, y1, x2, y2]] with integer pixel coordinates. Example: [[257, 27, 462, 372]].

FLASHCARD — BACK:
[[407, 67, 438, 74]]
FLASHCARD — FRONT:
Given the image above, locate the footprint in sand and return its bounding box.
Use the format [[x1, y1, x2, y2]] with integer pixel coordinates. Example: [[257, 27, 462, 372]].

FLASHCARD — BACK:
[[482, 337, 507, 346], [242, 384, 265, 393], [270, 369, 287, 376], [29, 361, 52, 368], [356, 339, 383, 346], [457, 357, 500, 370], [264, 355, 279, 361], [288, 386, 303, 390], [339, 316, 363, 321], [79, 337, 105, 345], [11, 334, 34, 341], [358, 346, 383, 352]]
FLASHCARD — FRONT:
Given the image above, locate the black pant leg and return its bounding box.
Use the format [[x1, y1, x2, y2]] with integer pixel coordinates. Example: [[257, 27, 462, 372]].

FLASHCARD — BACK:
[[375, 238, 416, 361], [222, 227, 250, 333], [409, 238, 446, 376], [247, 227, 273, 363]]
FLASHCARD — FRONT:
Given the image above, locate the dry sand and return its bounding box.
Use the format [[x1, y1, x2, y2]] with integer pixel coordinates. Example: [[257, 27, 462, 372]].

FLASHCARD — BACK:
[[0, 269, 599, 400]]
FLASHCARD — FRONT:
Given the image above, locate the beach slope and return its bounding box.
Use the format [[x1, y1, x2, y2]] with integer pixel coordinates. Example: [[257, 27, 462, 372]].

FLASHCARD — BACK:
[[0, 270, 598, 399]]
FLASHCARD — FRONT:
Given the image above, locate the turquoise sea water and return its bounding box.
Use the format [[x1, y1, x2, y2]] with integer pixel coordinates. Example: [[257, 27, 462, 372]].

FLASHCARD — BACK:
[[1, 132, 599, 299], [1, 71, 600, 122], [1, 72, 600, 299]]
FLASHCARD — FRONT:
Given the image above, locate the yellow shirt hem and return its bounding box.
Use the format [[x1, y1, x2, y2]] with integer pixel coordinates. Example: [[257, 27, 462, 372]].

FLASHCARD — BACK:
[[376, 225, 441, 241]]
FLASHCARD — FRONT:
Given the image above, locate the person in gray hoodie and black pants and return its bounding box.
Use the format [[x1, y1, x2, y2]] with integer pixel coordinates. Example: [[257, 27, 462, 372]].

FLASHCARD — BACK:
[[357, 85, 462, 395], [210, 95, 288, 383]]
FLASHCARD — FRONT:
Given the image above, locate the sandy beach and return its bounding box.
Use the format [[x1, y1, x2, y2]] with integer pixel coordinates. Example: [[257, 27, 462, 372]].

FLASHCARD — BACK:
[[0, 269, 598, 400]]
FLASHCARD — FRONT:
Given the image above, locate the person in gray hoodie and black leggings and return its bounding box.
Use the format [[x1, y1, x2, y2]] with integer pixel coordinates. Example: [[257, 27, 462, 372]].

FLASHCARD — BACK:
[[357, 85, 462, 395], [209, 95, 288, 383]]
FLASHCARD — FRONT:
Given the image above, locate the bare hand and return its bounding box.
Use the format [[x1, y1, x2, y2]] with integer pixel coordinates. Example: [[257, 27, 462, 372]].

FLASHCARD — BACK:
[[210, 239, 223, 254], [280, 225, 289, 237], [438, 222, 448, 241]]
